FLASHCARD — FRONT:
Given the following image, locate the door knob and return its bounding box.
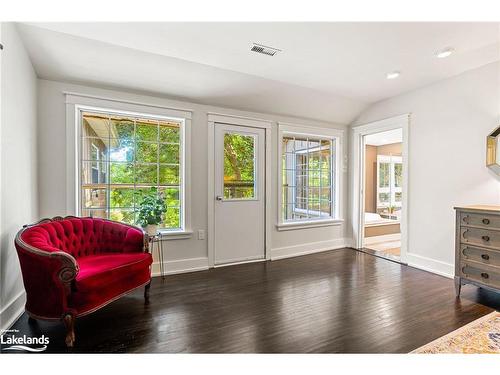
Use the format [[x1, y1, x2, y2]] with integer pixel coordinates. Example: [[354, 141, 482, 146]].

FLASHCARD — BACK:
[[215, 196, 223, 201]]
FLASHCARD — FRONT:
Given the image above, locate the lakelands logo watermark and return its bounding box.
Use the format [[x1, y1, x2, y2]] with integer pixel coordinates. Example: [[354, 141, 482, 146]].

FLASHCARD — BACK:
[[1, 329, 49, 352]]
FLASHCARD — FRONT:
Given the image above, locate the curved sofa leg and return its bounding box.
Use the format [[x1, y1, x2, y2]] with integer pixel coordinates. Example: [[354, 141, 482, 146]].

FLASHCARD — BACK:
[[63, 313, 76, 348], [144, 281, 151, 304]]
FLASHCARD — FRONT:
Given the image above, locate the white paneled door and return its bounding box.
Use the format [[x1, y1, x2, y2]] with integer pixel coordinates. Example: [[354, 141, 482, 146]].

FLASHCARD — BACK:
[[214, 123, 265, 265]]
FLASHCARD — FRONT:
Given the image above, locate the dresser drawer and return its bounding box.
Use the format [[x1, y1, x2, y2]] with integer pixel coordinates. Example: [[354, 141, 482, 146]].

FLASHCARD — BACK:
[[460, 261, 500, 290], [460, 245, 500, 268], [460, 227, 500, 250], [461, 212, 500, 230]]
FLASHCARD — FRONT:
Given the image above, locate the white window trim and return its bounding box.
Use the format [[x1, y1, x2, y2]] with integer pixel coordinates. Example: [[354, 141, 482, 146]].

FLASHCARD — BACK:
[[65, 93, 192, 238], [277, 122, 343, 230]]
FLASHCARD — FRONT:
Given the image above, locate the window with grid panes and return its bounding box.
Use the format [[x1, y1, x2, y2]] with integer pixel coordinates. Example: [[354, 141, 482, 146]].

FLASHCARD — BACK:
[[281, 134, 335, 222], [80, 110, 183, 230]]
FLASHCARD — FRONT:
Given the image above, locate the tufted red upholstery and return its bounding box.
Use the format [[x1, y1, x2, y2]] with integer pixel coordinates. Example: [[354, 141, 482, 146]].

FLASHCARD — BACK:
[[20, 217, 145, 258], [15, 217, 152, 321]]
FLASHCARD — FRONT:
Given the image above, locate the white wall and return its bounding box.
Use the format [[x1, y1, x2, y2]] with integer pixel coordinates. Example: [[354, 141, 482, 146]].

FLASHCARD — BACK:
[[37, 79, 350, 275], [352, 61, 500, 276], [0, 23, 38, 330]]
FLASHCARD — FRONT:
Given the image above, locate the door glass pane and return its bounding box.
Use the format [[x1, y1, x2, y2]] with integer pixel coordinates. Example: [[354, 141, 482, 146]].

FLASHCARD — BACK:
[[223, 133, 255, 199]]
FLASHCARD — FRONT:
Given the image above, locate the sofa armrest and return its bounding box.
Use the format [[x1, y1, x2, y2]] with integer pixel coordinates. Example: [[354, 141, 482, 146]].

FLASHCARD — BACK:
[[15, 234, 78, 318], [118, 225, 147, 253]]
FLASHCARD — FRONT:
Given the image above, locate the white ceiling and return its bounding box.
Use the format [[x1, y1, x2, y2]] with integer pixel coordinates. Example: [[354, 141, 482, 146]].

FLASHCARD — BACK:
[[365, 128, 402, 146], [17, 22, 500, 124]]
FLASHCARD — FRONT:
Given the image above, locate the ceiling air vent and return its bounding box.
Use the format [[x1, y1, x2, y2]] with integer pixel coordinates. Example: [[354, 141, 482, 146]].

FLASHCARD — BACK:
[[251, 43, 281, 56]]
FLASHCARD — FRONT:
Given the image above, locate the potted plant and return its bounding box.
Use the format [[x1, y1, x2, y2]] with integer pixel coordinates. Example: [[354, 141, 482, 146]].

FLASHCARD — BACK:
[[136, 187, 167, 236]]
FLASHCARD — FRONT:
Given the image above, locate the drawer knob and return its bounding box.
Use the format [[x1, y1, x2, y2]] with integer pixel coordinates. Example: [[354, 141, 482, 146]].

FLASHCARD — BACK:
[[483, 218, 490, 225], [481, 272, 489, 279], [481, 254, 490, 260], [463, 215, 469, 223], [482, 235, 490, 242]]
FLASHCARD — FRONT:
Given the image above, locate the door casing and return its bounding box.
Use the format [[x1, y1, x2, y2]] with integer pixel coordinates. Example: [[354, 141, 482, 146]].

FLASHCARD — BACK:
[[207, 113, 272, 268], [351, 114, 410, 264]]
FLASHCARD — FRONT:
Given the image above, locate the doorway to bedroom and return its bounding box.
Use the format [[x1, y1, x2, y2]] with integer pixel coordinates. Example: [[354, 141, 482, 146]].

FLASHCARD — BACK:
[[362, 129, 403, 261], [352, 114, 409, 264]]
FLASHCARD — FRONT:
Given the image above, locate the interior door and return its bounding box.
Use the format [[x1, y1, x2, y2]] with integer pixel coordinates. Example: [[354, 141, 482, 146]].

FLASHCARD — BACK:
[[214, 123, 265, 265]]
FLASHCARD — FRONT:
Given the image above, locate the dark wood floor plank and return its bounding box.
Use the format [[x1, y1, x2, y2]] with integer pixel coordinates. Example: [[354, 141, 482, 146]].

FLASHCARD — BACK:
[[4, 248, 499, 353]]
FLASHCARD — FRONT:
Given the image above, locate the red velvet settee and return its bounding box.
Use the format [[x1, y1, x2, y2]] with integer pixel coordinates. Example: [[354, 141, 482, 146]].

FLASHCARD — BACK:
[[15, 216, 153, 347]]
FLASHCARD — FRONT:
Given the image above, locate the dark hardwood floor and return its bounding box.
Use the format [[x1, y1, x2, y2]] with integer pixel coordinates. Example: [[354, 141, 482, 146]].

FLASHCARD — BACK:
[[6, 248, 500, 353]]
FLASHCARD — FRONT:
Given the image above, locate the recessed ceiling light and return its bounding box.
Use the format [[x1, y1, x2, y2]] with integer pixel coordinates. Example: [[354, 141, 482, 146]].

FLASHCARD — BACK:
[[386, 71, 401, 80], [436, 47, 455, 58]]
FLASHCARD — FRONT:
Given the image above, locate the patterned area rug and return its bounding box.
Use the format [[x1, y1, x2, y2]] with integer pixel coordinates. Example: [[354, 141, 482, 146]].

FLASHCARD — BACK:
[[412, 311, 500, 353]]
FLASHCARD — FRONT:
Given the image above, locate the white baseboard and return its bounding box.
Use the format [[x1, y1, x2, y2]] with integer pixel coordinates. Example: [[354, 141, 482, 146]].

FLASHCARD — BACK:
[[271, 238, 349, 261], [152, 257, 209, 277], [0, 290, 26, 331], [406, 253, 454, 279]]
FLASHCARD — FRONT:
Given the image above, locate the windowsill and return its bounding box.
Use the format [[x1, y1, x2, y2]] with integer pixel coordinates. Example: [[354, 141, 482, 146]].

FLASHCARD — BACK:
[[276, 219, 344, 231], [157, 230, 193, 240]]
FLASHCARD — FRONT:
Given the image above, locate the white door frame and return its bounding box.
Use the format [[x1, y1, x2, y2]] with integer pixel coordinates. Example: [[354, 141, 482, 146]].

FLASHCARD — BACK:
[[207, 113, 272, 268], [351, 114, 410, 264]]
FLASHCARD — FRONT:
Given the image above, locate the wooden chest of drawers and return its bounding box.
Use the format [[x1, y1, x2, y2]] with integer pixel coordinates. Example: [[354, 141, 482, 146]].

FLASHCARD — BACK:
[[455, 205, 500, 296]]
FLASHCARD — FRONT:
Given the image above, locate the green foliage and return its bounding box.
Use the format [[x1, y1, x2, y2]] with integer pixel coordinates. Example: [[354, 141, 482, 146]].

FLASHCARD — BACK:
[[223, 134, 255, 199], [136, 187, 167, 227]]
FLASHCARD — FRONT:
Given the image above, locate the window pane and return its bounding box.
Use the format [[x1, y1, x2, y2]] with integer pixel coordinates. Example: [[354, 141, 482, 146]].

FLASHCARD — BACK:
[[320, 171, 331, 186], [109, 138, 134, 162], [109, 163, 134, 184], [394, 163, 402, 187], [160, 207, 180, 229], [379, 163, 390, 188], [110, 188, 135, 208], [379, 192, 390, 204], [308, 187, 320, 200], [136, 119, 158, 141], [294, 137, 308, 152], [82, 161, 108, 185], [135, 164, 158, 185], [160, 187, 180, 207], [159, 143, 180, 164], [82, 188, 107, 209], [134, 187, 156, 206], [282, 136, 295, 152], [395, 191, 402, 202], [136, 141, 158, 163], [159, 165, 180, 185], [309, 151, 320, 170], [223, 133, 255, 199], [82, 112, 109, 138], [320, 187, 331, 200], [320, 142, 331, 170], [82, 137, 109, 162], [160, 122, 180, 143], [320, 200, 331, 215], [110, 116, 135, 140]]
